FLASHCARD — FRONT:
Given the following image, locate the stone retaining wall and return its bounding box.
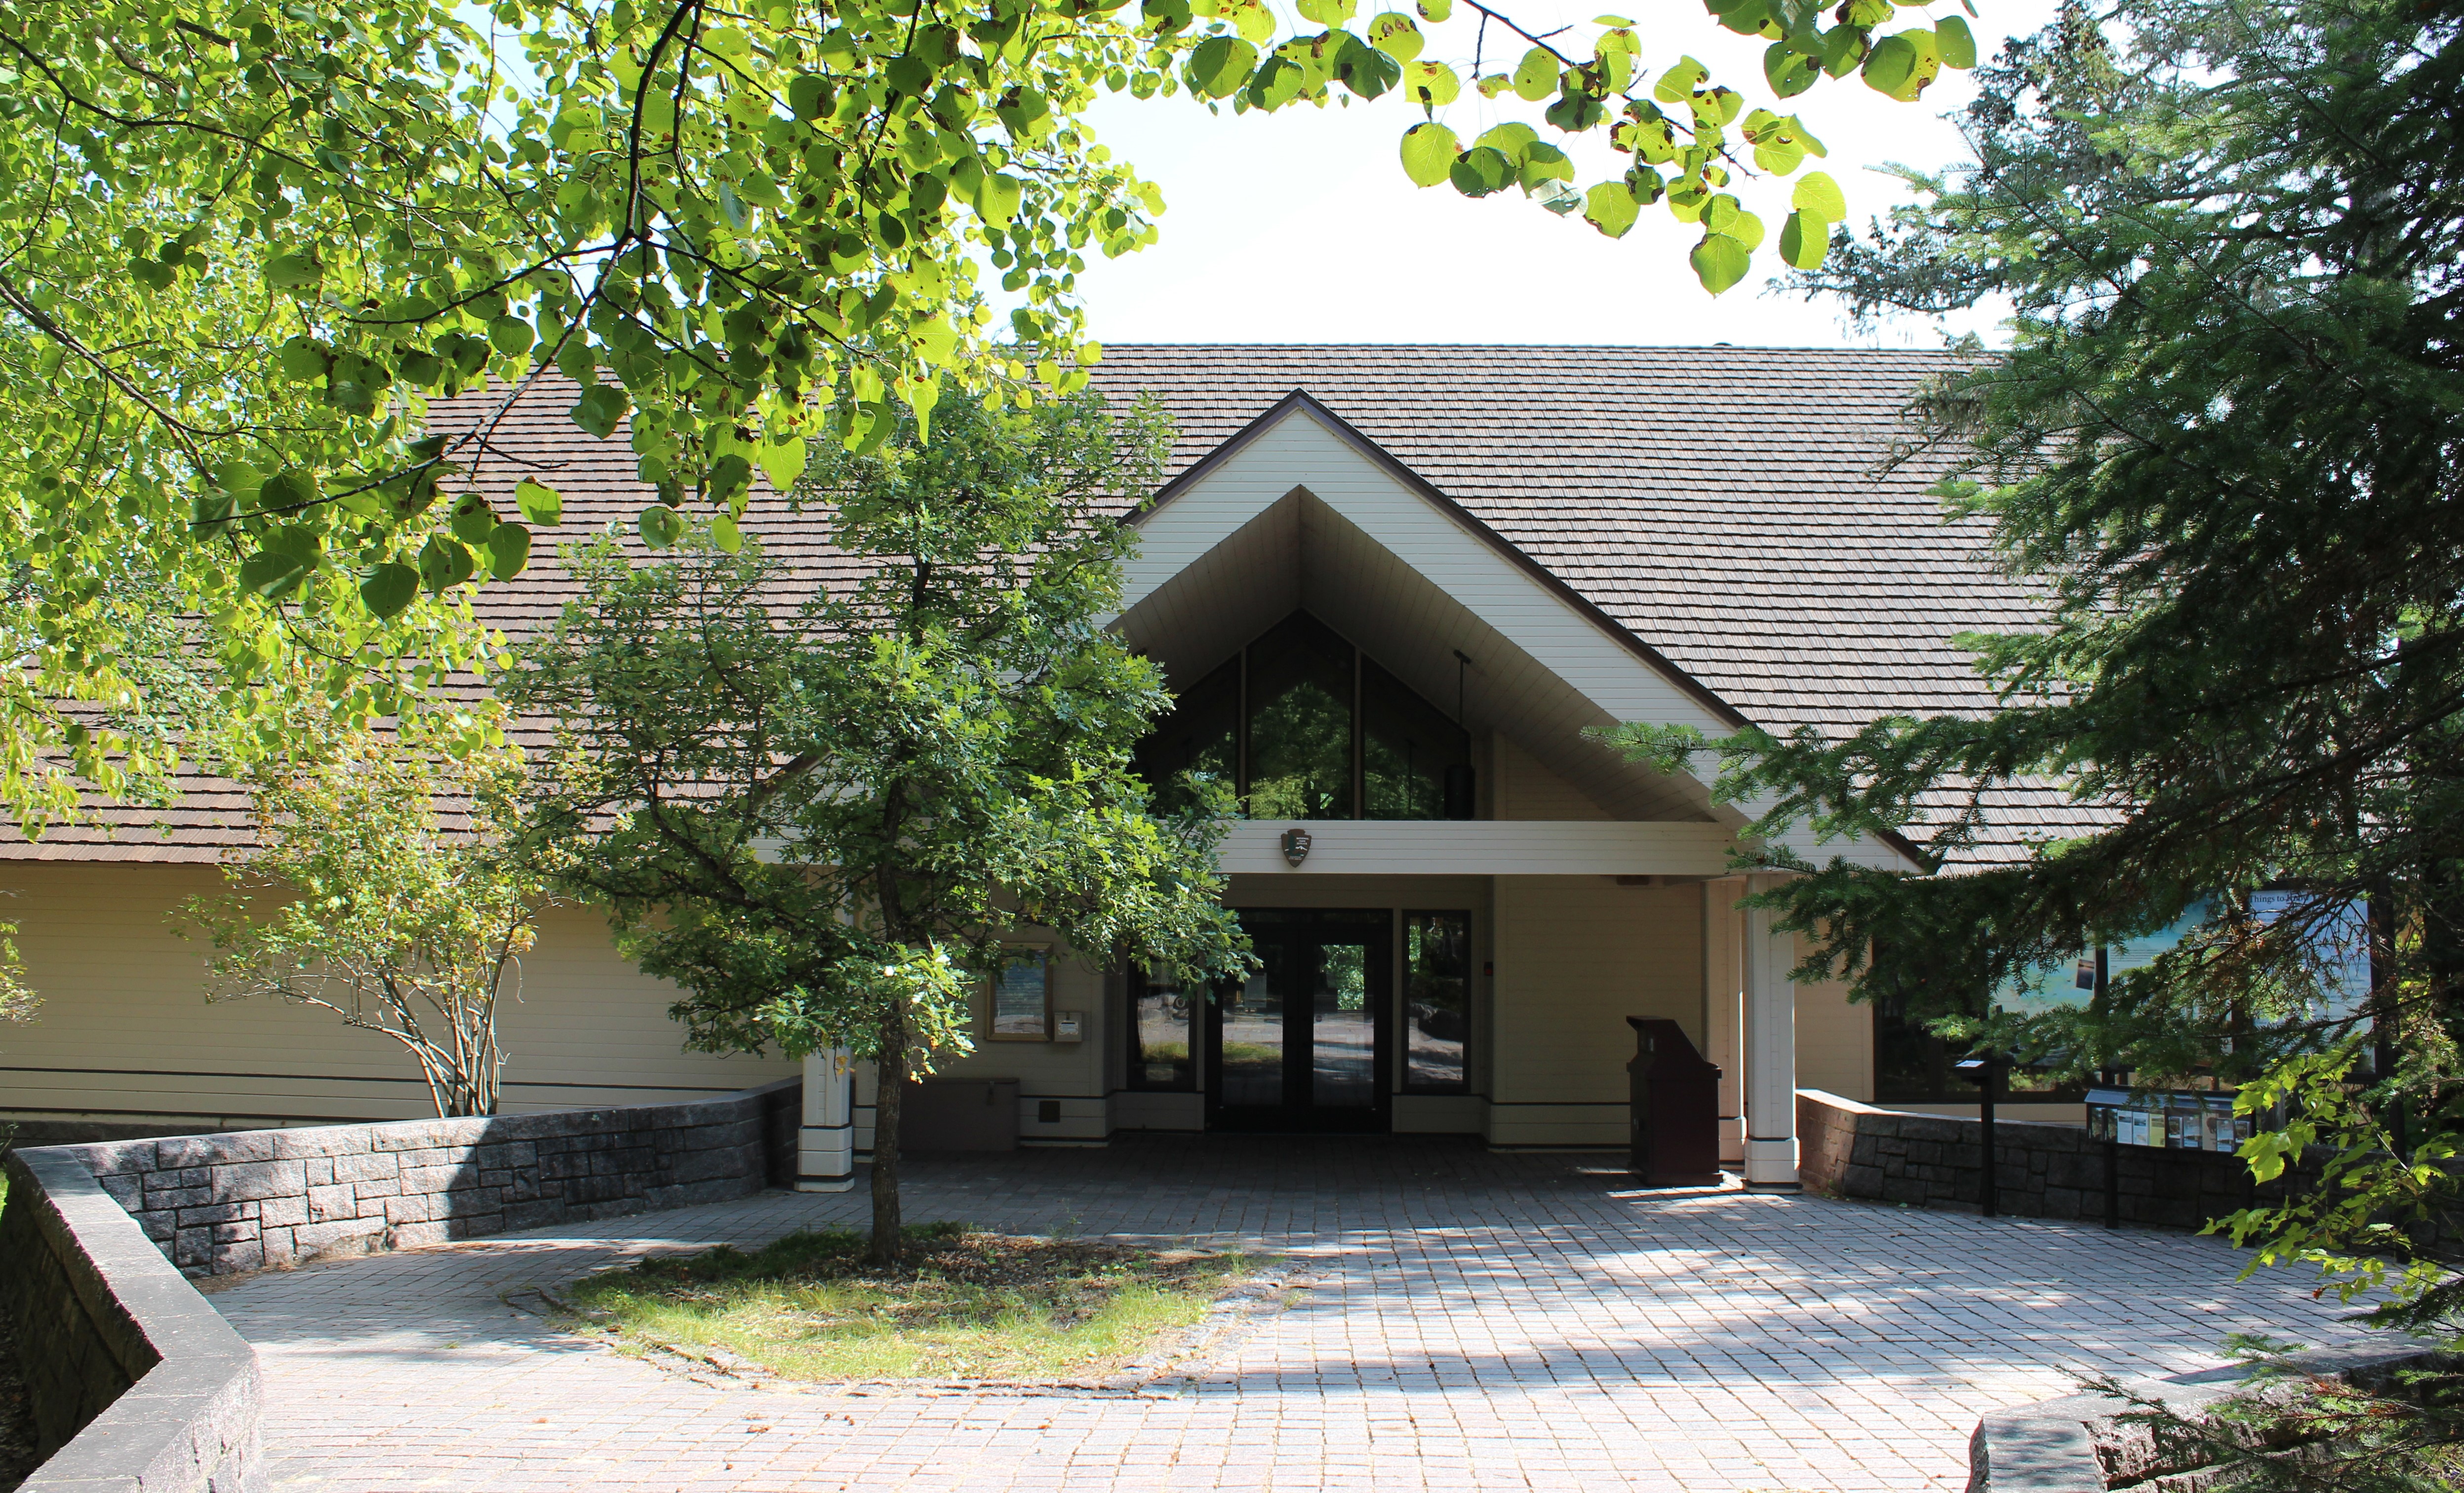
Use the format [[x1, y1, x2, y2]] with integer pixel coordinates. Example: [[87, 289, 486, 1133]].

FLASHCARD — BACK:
[[1, 1145, 264, 1492], [1798, 1089, 2292, 1230], [35, 1078, 800, 1276], [1, 1078, 799, 1492]]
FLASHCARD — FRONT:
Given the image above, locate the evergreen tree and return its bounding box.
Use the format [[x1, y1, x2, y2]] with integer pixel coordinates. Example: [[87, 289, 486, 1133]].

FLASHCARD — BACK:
[[1620, 0, 2464, 1371]]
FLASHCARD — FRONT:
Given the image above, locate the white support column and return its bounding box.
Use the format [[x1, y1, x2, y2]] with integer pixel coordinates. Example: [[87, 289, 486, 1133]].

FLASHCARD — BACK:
[[796, 1048, 855, 1192], [1704, 877, 1747, 1168], [1741, 874, 1800, 1188]]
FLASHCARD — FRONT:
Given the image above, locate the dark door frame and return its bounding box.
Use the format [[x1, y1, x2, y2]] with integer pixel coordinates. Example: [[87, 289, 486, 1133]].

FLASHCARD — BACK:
[[1204, 907, 1393, 1134]]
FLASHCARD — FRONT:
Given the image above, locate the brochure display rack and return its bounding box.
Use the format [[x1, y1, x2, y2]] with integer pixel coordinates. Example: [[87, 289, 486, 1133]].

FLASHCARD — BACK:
[[2085, 1087, 2252, 1153]]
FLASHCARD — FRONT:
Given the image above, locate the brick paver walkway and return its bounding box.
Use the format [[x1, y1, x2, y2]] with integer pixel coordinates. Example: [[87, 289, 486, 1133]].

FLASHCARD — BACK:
[[209, 1138, 2364, 1492]]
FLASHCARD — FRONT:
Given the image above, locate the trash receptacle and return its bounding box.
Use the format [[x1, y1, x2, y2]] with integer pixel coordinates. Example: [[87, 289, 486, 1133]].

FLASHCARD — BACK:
[[1626, 1018, 1721, 1186]]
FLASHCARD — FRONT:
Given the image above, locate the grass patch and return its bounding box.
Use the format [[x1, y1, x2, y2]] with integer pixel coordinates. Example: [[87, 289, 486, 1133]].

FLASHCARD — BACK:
[[562, 1222, 1260, 1383]]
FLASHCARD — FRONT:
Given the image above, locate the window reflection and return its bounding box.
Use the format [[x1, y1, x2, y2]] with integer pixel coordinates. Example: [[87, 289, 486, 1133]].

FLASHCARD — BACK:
[[1132, 610, 1471, 823], [1363, 658, 1471, 820], [1404, 911, 1470, 1092], [1126, 967, 1194, 1091], [1133, 657, 1238, 819], [1245, 614, 1354, 821]]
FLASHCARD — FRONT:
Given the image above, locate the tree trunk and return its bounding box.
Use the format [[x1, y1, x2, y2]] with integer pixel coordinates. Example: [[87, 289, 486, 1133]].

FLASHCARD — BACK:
[[868, 998, 907, 1265]]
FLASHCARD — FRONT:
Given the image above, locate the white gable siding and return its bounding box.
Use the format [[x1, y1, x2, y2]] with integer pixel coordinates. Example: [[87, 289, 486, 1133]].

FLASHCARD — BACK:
[[1126, 412, 1737, 741]]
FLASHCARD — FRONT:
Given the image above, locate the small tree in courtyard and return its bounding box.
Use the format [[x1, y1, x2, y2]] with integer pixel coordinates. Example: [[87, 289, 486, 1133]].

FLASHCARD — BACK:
[[511, 389, 1251, 1264], [184, 738, 546, 1118]]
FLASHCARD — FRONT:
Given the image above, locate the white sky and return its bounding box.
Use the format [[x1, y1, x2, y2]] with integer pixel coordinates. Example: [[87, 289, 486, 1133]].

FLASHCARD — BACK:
[[1064, 0, 2061, 350]]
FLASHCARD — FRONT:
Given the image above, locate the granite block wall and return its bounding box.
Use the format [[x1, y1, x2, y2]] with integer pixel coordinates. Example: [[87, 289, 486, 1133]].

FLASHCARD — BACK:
[[0, 1078, 799, 1492], [1, 1146, 264, 1492], [1798, 1088, 2293, 1230], [42, 1078, 800, 1277]]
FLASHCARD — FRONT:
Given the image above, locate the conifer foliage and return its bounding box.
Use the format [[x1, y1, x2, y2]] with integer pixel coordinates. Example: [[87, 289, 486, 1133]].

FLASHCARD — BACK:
[[1617, 0, 2464, 1477]]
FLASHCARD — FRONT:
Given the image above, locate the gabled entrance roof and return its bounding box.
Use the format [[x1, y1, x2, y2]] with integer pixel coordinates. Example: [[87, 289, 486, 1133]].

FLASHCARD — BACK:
[[1090, 346, 2089, 869]]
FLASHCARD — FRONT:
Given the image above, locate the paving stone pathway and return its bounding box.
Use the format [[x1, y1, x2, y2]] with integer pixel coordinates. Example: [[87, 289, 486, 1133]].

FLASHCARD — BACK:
[[207, 1137, 2365, 1492]]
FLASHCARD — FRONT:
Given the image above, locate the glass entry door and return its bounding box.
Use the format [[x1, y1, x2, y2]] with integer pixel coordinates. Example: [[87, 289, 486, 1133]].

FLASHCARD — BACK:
[[1205, 908, 1392, 1133]]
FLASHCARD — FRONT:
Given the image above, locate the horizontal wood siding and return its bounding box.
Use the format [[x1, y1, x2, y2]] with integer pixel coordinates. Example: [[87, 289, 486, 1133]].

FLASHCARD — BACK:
[[0, 864, 794, 1128], [1793, 936, 1873, 1103], [1489, 877, 1704, 1146]]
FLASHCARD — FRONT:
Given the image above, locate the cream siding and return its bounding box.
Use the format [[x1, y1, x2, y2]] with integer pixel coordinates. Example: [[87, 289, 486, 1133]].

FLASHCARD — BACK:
[[1792, 966, 1873, 1104], [0, 864, 794, 1129], [1488, 877, 1704, 1147]]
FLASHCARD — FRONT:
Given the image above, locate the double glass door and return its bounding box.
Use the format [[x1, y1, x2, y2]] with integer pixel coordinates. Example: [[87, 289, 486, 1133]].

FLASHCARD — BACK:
[[1205, 908, 1392, 1133]]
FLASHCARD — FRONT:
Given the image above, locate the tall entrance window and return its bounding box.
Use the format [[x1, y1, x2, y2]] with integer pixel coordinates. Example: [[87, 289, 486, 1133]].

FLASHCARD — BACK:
[[1135, 611, 1473, 821]]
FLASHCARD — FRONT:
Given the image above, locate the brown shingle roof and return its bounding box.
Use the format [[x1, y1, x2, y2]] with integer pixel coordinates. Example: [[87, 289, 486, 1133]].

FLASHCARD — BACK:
[[7, 346, 2091, 864]]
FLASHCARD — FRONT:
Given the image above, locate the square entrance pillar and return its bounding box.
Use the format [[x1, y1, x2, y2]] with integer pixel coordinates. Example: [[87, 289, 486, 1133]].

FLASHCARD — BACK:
[[798, 1048, 856, 1192], [1741, 875, 1799, 1188]]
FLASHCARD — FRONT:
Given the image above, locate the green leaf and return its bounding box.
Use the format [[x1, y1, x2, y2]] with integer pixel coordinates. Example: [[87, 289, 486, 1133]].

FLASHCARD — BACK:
[[1337, 40, 1402, 98], [277, 337, 332, 382], [758, 436, 808, 491], [1296, 0, 1357, 22], [486, 522, 532, 580], [487, 315, 535, 356], [1582, 181, 1640, 238], [1690, 233, 1753, 294], [1765, 39, 1821, 97], [712, 514, 744, 553], [515, 479, 564, 526], [1225, 0, 1276, 44], [1476, 121, 1540, 161], [1703, 196, 1764, 249], [1448, 147, 1514, 197], [1512, 48, 1558, 102], [418, 535, 476, 592], [788, 73, 835, 120], [1399, 121, 1459, 187], [638, 505, 684, 550], [1402, 59, 1459, 107], [1245, 54, 1306, 109], [1653, 55, 1708, 104], [1861, 30, 1939, 100], [359, 562, 419, 620], [1367, 12, 1423, 61], [570, 384, 632, 439], [1753, 138, 1806, 175], [1936, 14, 1977, 68], [1778, 210, 1830, 270], [448, 492, 497, 544], [256, 467, 319, 514], [1517, 142, 1575, 188], [239, 547, 313, 601], [1792, 170, 1847, 219], [1415, 0, 1450, 18], [973, 169, 1025, 226], [264, 250, 321, 290], [1187, 36, 1259, 98]]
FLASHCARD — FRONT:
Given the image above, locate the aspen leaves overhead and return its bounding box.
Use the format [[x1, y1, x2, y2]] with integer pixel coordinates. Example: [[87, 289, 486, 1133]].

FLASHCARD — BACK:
[[1369, 0, 1975, 291]]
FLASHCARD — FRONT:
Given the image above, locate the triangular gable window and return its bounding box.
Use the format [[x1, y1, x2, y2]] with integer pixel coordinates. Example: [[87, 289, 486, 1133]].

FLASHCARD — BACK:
[[1137, 611, 1473, 821]]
